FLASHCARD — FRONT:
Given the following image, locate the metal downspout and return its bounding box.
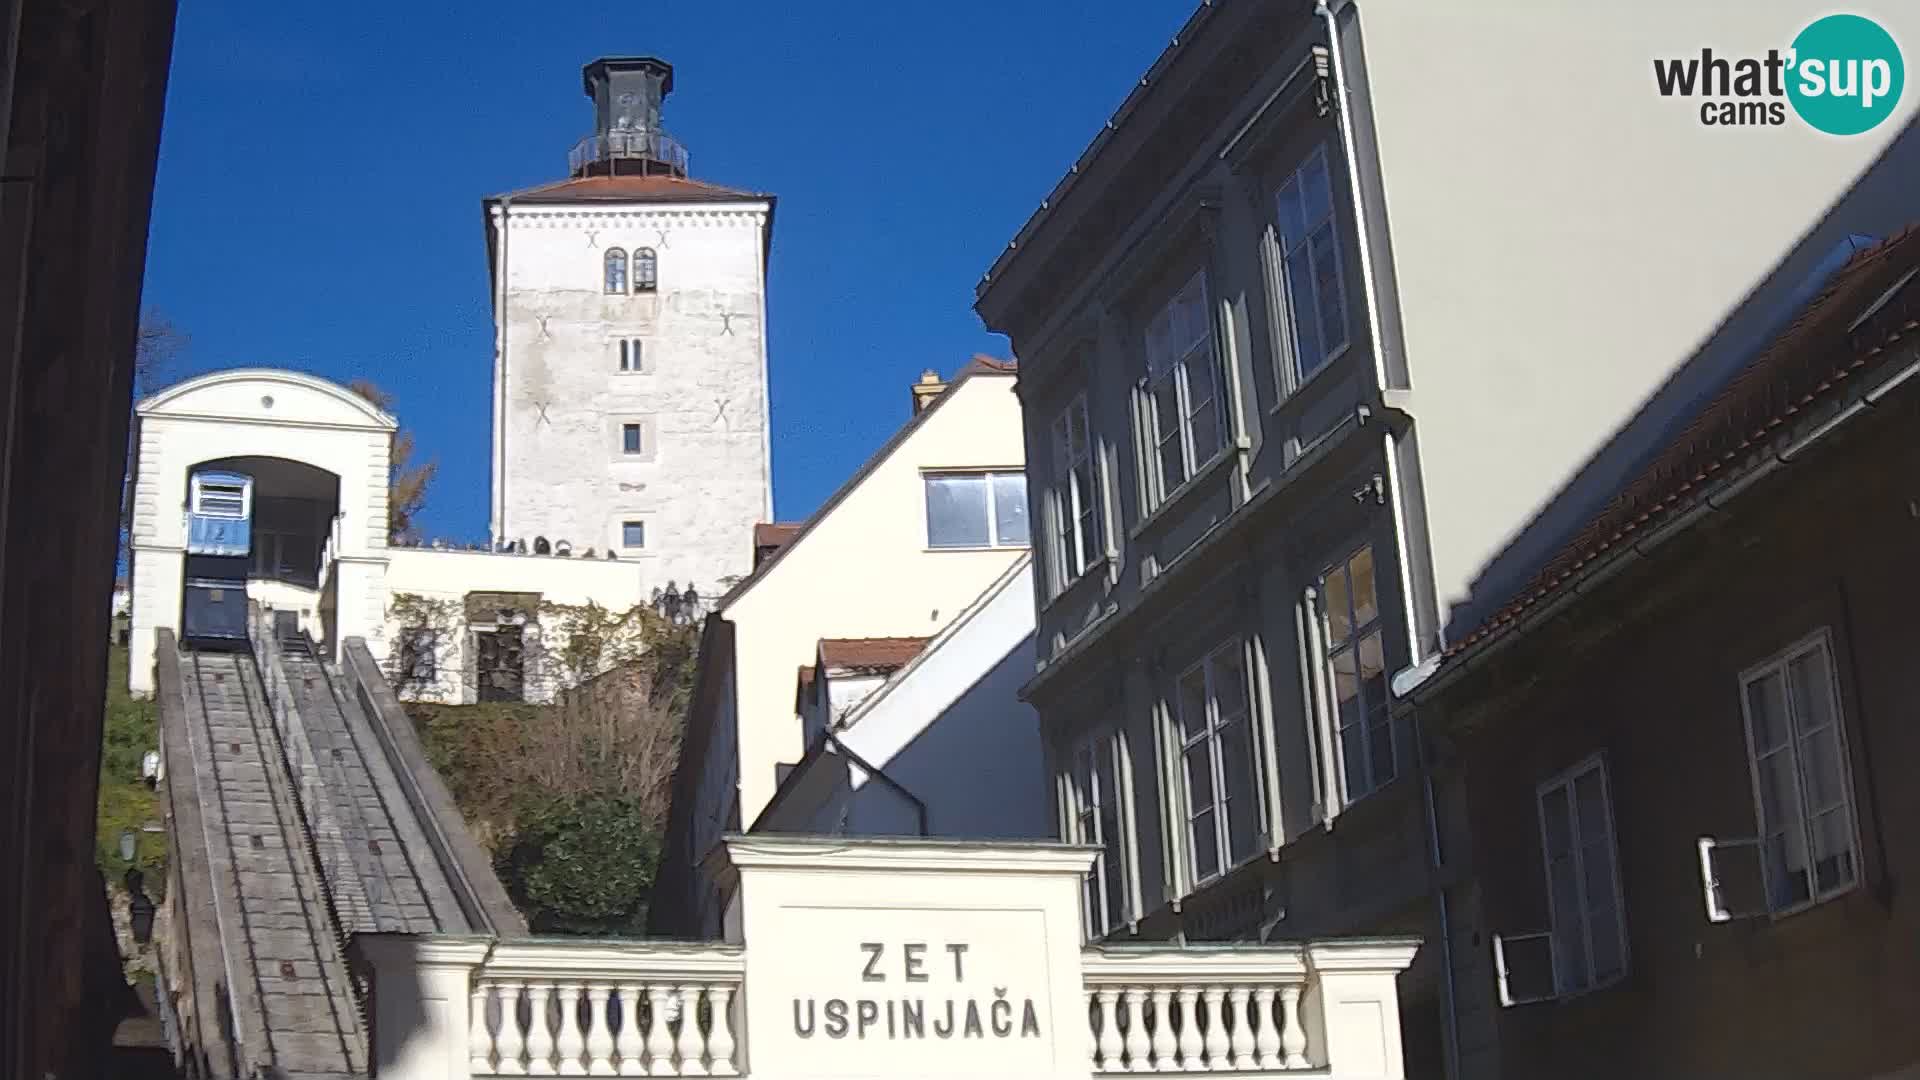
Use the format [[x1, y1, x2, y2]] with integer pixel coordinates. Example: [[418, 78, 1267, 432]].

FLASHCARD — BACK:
[[825, 731, 930, 837], [492, 196, 513, 543], [1316, 4, 1460, 1076]]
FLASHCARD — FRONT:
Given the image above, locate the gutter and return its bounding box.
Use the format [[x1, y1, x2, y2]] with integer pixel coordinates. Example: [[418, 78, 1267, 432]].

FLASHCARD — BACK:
[[1396, 345, 1920, 708], [825, 731, 930, 838]]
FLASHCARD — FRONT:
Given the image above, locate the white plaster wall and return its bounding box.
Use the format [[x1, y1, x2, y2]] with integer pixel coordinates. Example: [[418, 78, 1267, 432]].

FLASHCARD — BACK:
[[722, 373, 1029, 825], [492, 200, 773, 600], [1346, 0, 1920, 635], [127, 370, 393, 696], [382, 546, 648, 704], [774, 559, 1050, 841]]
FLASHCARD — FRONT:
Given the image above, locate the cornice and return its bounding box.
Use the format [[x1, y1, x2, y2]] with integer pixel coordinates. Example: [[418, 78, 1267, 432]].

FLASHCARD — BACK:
[[498, 206, 769, 229]]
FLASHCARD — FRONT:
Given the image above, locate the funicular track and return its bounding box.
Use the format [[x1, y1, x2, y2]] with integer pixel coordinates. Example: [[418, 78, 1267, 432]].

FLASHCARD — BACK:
[[184, 647, 365, 1076]]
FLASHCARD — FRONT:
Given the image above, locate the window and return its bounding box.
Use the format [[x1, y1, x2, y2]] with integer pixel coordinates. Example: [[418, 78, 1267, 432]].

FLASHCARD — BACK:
[[622, 520, 646, 549], [1738, 631, 1859, 914], [604, 248, 628, 294], [1068, 733, 1130, 939], [924, 471, 1028, 549], [1176, 643, 1260, 885], [1274, 144, 1350, 382], [1142, 271, 1225, 500], [634, 247, 658, 293], [621, 423, 644, 455], [398, 628, 438, 686], [1050, 396, 1103, 588], [1536, 756, 1628, 996], [618, 338, 644, 372], [1496, 755, 1630, 1007], [193, 477, 248, 518], [1320, 546, 1392, 803]]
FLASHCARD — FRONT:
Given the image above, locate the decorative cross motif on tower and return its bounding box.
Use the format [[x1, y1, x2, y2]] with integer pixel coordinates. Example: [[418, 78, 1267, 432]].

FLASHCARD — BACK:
[[583, 229, 600, 249], [536, 315, 553, 342], [718, 312, 741, 336], [712, 397, 731, 429], [531, 399, 553, 427], [653, 227, 671, 250]]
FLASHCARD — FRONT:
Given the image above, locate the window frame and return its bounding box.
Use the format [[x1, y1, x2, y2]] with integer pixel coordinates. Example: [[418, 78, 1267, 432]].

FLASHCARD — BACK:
[[1735, 628, 1862, 919], [621, 423, 644, 456], [922, 469, 1030, 550], [618, 337, 645, 373], [1049, 394, 1103, 591], [1172, 640, 1262, 889], [1066, 730, 1132, 940], [604, 247, 629, 295], [1137, 269, 1227, 508], [634, 247, 659, 293], [1317, 545, 1394, 806], [1270, 142, 1351, 390], [398, 627, 439, 687], [621, 520, 647, 549], [1533, 753, 1630, 998]]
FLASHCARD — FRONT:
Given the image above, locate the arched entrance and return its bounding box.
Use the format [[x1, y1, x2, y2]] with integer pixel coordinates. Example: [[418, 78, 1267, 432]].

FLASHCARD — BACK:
[[127, 369, 395, 696]]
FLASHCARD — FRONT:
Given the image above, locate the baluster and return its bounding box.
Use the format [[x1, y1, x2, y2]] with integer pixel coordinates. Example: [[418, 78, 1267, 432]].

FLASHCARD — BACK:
[[707, 985, 738, 1076], [585, 983, 616, 1076], [615, 983, 646, 1077], [1252, 987, 1280, 1070], [471, 981, 497, 1075], [1122, 988, 1151, 1073], [1278, 985, 1308, 1068], [1149, 987, 1177, 1072], [556, 982, 587, 1075], [497, 981, 529, 1076], [645, 985, 675, 1076], [527, 982, 558, 1075], [1175, 987, 1203, 1070], [1086, 989, 1102, 1071], [1095, 988, 1122, 1072], [1226, 987, 1253, 1070], [676, 987, 709, 1076], [1202, 987, 1230, 1070]]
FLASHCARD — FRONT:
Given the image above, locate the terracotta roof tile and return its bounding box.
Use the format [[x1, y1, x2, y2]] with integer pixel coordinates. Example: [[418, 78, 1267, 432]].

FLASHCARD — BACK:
[[754, 522, 804, 552], [490, 173, 764, 205], [1442, 224, 1920, 664], [817, 637, 931, 674]]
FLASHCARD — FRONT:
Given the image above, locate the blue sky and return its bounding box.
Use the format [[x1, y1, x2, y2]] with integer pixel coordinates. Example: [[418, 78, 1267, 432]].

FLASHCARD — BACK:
[[142, 1, 1192, 540]]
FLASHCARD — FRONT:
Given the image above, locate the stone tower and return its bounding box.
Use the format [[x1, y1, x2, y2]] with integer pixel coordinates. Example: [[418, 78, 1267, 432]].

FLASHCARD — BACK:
[[485, 56, 773, 593]]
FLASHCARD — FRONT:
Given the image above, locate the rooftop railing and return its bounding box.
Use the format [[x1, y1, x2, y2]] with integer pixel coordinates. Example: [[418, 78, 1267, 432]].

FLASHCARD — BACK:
[[567, 128, 690, 178]]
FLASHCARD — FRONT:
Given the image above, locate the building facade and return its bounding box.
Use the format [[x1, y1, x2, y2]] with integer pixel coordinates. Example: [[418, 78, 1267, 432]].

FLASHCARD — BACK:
[[487, 57, 773, 594], [1408, 230, 1920, 1078], [654, 361, 1032, 938], [758, 555, 1051, 843], [976, 3, 1920, 1076]]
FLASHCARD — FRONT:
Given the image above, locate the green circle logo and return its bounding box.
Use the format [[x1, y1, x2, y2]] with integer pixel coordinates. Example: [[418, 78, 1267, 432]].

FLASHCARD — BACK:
[[1787, 14, 1904, 135]]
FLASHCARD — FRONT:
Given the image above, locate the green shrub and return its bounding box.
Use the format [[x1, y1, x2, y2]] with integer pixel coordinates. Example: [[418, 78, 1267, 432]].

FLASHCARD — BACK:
[[96, 646, 167, 891], [497, 792, 660, 935]]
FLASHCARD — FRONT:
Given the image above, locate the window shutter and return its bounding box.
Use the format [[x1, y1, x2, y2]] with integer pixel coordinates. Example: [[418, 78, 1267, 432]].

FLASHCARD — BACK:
[[1492, 931, 1557, 1007], [1697, 836, 1769, 923]]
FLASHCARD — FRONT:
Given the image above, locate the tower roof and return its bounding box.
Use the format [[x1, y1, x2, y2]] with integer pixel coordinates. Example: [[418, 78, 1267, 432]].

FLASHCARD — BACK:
[[485, 172, 767, 206]]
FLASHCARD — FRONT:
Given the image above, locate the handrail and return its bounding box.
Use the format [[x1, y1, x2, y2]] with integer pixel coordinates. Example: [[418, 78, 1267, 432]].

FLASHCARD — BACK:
[[567, 128, 690, 176]]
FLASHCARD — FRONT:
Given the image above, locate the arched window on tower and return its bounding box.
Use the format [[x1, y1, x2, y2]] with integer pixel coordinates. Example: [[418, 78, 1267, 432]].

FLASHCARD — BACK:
[[634, 247, 658, 293], [604, 248, 628, 294]]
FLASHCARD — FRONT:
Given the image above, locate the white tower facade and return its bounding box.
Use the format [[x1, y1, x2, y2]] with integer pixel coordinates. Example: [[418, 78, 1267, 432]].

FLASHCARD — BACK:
[[487, 57, 773, 595]]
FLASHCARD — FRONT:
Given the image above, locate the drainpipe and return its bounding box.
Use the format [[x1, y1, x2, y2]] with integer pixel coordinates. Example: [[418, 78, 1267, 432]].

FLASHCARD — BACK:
[[1316, 5, 1460, 1077], [825, 730, 930, 837]]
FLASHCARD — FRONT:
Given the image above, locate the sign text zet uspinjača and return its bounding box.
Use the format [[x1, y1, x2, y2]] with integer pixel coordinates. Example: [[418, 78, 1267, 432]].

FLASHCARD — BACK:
[[792, 941, 1044, 1041]]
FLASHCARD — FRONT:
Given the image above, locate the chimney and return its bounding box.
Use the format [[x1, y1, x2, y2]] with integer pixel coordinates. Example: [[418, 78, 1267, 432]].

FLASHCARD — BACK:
[[573, 57, 688, 178], [910, 370, 947, 415]]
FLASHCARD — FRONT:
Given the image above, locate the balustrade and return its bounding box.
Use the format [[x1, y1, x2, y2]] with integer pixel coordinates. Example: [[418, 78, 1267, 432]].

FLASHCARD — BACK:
[[463, 943, 745, 1078], [1081, 946, 1316, 1075]]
